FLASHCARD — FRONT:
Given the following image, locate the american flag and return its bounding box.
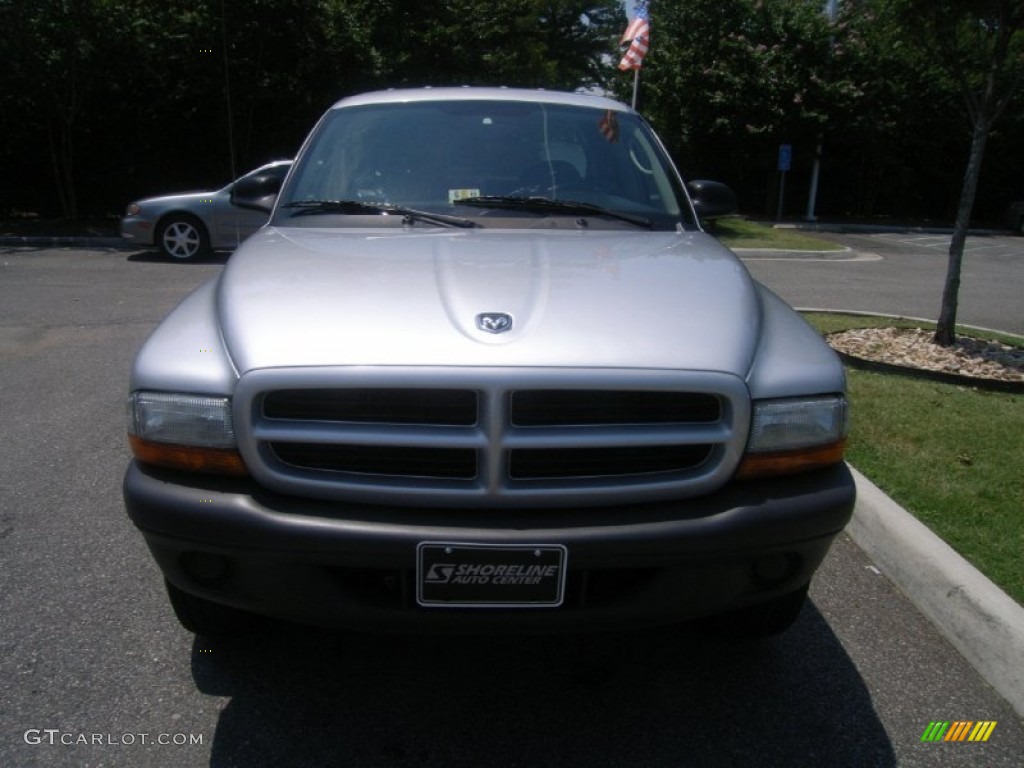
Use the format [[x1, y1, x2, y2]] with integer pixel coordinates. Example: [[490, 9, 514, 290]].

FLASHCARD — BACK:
[[618, 0, 650, 71]]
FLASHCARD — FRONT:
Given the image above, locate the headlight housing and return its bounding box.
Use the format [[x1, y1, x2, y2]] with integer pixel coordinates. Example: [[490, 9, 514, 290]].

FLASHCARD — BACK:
[[127, 391, 247, 475], [737, 395, 848, 479], [125, 203, 141, 216]]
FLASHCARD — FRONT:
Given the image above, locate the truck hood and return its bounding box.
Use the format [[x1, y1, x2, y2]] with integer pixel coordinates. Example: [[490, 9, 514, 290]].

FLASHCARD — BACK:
[[217, 227, 761, 376]]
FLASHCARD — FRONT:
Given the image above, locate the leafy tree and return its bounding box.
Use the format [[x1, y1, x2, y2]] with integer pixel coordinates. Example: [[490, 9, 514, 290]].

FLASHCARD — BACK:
[[889, 0, 1024, 345], [817, 1, 962, 218], [533, 0, 626, 88], [0, 0, 624, 218], [366, 0, 622, 90], [633, 0, 865, 212], [0, 0, 385, 216], [0, 0, 116, 219], [112, 0, 379, 187], [6, 0, 1021, 232]]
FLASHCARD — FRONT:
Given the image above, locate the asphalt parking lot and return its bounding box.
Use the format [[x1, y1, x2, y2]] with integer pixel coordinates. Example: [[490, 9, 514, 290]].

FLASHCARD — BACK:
[[1, 246, 1021, 767], [740, 230, 1024, 335]]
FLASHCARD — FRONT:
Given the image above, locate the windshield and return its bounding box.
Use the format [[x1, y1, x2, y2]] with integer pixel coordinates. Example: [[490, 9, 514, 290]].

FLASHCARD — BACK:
[[276, 99, 692, 231]]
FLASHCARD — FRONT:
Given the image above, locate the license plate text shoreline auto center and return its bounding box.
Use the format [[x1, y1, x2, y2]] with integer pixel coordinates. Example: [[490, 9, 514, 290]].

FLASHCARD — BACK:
[[437, 563, 560, 586]]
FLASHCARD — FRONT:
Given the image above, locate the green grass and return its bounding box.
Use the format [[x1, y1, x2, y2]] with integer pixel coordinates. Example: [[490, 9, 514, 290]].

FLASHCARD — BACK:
[[803, 313, 1024, 604], [710, 217, 842, 251]]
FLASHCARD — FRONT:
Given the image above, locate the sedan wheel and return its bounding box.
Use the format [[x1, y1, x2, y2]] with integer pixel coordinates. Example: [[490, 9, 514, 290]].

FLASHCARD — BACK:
[[158, 216, 209, 260]]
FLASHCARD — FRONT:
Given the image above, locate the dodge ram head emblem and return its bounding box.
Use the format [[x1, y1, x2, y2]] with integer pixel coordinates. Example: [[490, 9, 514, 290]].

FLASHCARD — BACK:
[[476, 312, 514, 334]]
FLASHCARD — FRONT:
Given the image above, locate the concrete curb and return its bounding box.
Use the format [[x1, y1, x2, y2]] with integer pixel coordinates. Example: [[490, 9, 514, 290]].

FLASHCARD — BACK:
[[847, 466, 1024, 717], [765, 220, 1010, 236], [795, 308, 1024, 343]]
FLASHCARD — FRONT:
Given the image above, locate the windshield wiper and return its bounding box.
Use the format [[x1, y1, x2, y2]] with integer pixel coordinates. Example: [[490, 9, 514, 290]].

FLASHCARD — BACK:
[[282, 200, 478, 229], [452, 195, 653, 229]]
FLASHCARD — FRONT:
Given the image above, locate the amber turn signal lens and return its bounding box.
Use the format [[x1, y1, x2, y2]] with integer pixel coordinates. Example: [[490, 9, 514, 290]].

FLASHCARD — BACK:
[[129, 435, 248, 476], [735, 439, 846, 480]]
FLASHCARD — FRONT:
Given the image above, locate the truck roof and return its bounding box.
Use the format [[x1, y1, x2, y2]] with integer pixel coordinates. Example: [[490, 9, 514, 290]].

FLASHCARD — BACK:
[[330, 86, 634, 114]]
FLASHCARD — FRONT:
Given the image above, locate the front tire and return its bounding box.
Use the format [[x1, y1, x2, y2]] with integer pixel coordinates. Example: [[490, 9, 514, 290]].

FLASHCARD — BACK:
[[164, 580, 259, 637], [157, 215, 209, 260]]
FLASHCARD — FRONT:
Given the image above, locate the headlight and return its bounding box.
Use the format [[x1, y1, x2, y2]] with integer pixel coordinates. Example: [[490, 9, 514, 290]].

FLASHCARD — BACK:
[[737, 395, 848, 479], [125, 203, 141, 216], [127, 392, 247, 475]]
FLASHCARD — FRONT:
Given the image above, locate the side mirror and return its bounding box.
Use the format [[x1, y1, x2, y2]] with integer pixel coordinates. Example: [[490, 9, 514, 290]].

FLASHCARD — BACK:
[[687, 179, 737, 222], [230, 172, 284, 214]]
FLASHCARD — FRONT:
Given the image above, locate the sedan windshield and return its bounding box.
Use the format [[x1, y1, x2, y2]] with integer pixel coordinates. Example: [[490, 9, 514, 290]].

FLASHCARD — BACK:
[[276, 99, 692, 230]]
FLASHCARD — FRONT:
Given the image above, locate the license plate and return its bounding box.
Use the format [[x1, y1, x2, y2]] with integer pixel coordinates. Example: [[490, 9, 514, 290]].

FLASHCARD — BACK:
[[416, 542, 567, 608]]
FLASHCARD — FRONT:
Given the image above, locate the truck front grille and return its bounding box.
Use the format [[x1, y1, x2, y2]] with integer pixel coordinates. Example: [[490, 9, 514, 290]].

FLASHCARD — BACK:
[[234, 368, 748, 508]]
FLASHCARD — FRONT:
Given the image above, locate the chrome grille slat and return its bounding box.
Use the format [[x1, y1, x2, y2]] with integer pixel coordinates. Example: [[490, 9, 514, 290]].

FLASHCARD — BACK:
[[252, 422, 485, 448], [233, 367, 749, 509], [501, 424, 731, 448]]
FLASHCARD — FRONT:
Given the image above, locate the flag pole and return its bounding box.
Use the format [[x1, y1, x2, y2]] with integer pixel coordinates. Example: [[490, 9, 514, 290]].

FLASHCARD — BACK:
[[620, 1, 649, 110]]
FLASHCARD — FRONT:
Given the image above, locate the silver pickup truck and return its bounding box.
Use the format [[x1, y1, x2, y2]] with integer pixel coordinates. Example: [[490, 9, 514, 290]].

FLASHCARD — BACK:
[[123, 87, 854, 638]]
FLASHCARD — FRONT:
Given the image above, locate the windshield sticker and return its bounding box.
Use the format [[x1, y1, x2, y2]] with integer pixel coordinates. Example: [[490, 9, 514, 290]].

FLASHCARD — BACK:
[[449, 188, 481, 204]]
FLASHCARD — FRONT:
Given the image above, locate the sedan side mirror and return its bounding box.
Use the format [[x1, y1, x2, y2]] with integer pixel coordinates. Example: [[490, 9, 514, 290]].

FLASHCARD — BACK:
[[230, 172, 284, 214], [687, 179, 737, 222]]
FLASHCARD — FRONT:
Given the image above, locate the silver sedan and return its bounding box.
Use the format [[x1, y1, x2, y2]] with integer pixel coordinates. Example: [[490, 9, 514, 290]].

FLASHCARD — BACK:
[[120, 160, 291, 259]]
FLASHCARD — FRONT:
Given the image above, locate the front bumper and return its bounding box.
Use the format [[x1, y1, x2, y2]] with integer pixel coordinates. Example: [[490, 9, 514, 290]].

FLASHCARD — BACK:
[[124, 460, 855, 632], [120, 216, 155, 245]]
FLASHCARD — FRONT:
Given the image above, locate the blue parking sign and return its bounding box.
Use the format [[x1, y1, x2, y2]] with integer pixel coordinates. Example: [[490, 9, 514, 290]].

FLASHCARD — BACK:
[[778, 144, 792, 172]]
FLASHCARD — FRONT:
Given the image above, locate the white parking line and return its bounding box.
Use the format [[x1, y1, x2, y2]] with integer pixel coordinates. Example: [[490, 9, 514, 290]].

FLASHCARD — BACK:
[[737, 249, 883, 262], [962, 242, 1013, 254], [867, 233, 1024, 258]]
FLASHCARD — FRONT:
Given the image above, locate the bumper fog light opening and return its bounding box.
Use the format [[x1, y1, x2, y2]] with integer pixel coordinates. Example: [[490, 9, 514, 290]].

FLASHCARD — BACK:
[[180, 551, 231, 587]]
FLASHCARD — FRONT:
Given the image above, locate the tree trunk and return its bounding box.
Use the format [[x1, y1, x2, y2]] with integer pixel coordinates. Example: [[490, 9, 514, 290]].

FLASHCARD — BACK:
[[46, 122, 77, 220], [934, 118, 989, 347]]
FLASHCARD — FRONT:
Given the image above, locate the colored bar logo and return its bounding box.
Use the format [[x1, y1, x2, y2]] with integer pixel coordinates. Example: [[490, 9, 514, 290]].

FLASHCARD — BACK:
[[920, 721, 997, 742]]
